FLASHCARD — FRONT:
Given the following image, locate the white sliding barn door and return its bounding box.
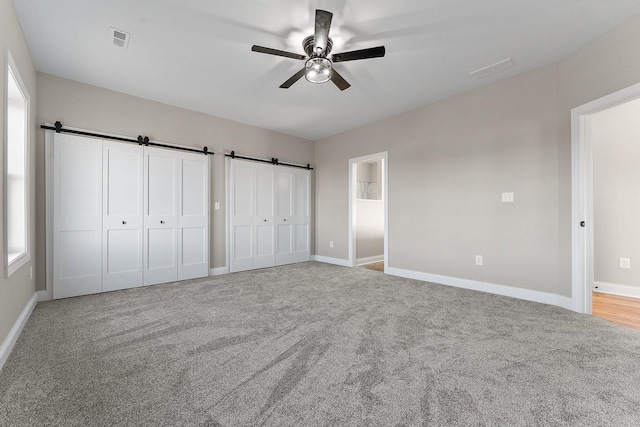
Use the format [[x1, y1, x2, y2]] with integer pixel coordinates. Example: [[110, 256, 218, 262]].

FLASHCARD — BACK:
[[276, 167, 311, 265], [230, 160, 275, 272], [102, 141, 144, 292], [229, 160, 310, 272], [144, 147, 178, 285], [275, 168, 294, 265], [291, 169, 311, 263], [53, 133, 102, 299], [177, 152, 209, 280]]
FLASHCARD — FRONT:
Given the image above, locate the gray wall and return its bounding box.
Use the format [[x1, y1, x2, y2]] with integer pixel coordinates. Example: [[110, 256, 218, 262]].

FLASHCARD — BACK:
[[315, 13, 640, 298], [356, 199, 384, 261], [592, 98, 640, 287], [0, 0, 37, 347], [36, 73, 315, 291]]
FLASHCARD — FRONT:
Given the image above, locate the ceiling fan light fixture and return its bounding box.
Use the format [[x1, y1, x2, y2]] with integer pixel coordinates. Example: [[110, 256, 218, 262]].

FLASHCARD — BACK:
[[305, 57, 332, 84]]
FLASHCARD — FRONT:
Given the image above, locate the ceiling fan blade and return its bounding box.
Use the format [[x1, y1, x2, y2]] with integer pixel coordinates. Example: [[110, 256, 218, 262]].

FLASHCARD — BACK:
[[280, 68, 307, 89], [251, 45, 306, 60], [330, 69, 351, 91], [313, 9, 333, 54], [332, 46, 386, 63]]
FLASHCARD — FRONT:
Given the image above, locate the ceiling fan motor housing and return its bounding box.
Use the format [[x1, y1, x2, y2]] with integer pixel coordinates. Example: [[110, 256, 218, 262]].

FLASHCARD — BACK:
[[303, 35, 333, 57]]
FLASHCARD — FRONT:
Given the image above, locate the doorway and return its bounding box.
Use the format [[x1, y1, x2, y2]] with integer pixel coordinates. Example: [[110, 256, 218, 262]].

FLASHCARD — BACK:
[[348, 152, 388, 272], [572, 81, 640, 326]]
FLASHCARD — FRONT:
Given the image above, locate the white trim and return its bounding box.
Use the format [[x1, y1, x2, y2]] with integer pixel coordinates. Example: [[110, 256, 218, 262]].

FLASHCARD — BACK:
[[356, 255, 384, 266], [594, 281, 640, 299], [0, 293, 36, 371], [36, 290, 49, 302], [209, 266, 229, 276], [571, 81, 640, 314], [225, 156, 230, 275], [312, 255, 352, 267], [348, 152, 389, 272], [44, 128, 54, 301], [387, 267, 573, 310]]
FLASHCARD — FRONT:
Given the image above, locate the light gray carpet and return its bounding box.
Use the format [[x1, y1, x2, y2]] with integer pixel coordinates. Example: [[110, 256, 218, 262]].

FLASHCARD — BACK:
[[1, 262, 640, 426]]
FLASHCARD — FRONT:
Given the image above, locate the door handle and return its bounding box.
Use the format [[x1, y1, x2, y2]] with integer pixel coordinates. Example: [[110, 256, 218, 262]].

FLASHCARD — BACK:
[[284, 219, 287, 222], [264, 219, 267, 222]]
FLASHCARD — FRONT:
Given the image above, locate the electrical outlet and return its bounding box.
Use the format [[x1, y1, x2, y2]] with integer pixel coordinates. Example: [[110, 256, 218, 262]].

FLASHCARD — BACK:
[[214, 202, 220, 210], [502, 192, 514, 203], [475, 255, 483, 266], [620, 258, 631, 269], [329, 241, 334, 248]]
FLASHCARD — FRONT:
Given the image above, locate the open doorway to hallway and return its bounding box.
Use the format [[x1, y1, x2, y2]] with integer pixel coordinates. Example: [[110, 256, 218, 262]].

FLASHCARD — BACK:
[[349, 152, 388, 273], [572, 81, 640, 329], [589, 97, 640, 330]]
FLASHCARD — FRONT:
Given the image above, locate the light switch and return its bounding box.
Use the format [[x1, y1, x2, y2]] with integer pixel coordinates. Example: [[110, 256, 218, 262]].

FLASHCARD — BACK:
[[502, 192, 514, 203], [214, 202, 220, 210], [620, 258, 631, 269]]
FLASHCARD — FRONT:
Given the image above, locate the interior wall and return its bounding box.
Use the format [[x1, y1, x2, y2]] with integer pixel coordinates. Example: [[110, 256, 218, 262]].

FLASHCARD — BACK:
[[0, 0, 37, 347], [315, 12, 640, 299], [592, 98, 640, 288], [35, 73, 315, 291], [355, 199, 384, 261], [355, 160, 383, 261]]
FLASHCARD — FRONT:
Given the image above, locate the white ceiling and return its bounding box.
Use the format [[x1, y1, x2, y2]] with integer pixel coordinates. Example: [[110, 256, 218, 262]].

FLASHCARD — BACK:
[[13, 0, 640, 140]]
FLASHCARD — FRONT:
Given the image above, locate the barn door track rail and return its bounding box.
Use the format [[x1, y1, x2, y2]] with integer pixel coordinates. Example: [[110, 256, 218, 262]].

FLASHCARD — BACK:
[[41, 121, 214, 156], [225, 151, 313, 170]]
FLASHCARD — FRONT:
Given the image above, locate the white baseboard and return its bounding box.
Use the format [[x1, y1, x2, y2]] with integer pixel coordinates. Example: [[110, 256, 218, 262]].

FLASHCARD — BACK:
[[594, 281, 640, 299], [36, 290, 50, 302], [556, 296, 574, 311], [209, 266, 229, 276], [311, 255, 352, 267], [356, 255, 384, 266], [387, 267, 574, 310], [0, 293, 37, 371]]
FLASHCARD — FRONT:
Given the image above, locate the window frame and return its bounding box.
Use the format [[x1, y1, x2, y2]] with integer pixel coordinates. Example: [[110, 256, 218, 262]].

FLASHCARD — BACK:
[[4, 50, 30, 278]]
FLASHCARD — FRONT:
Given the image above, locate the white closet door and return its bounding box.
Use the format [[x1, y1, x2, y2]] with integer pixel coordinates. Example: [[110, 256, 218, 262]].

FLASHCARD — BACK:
[[177, 151, 209, 280], [254, 163, 276, 268], [275, 168, 294, 265], [53, 133, 102, 299], [291, 169, 311, 263], [275, 167, 311, 265], [230, 160, 275, 272], [102, 141, 143, 292], [144, 147, 178, 285]]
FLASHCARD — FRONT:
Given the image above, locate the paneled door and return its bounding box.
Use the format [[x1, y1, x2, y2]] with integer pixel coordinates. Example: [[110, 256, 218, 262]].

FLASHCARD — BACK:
[[177, 152, 209, 280], [291, 168, 311, 263], [275, 167, 311, 265], [53, 133, 103, 299], [102, 141, 144, 292], [229, 159, 275, 272], [275, 168, 294, 265], [144, 147, 178, 285]]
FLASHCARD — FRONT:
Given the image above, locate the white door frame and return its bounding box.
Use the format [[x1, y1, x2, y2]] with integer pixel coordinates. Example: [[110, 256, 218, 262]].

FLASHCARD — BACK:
[[348, 152, 389, 272], [571, 81, 640, 314]]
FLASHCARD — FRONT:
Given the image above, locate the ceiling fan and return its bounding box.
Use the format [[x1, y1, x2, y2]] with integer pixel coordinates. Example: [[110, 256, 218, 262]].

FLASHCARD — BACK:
[[251, 9, 385, 91]]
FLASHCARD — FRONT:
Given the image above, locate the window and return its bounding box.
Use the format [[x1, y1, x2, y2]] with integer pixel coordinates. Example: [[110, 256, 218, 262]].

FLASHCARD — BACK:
[[5, 51, 29, 276]]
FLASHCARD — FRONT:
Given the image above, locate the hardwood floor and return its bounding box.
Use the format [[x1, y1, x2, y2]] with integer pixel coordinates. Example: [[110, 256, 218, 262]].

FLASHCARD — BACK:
[[592, 292, 640, 330], [362, 261, 384, 272]]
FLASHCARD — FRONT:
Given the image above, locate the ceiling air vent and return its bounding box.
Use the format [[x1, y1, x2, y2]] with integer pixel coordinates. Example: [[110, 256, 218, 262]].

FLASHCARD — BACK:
[[111, 27, 130, 48], [470, 58, 514, 79]]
